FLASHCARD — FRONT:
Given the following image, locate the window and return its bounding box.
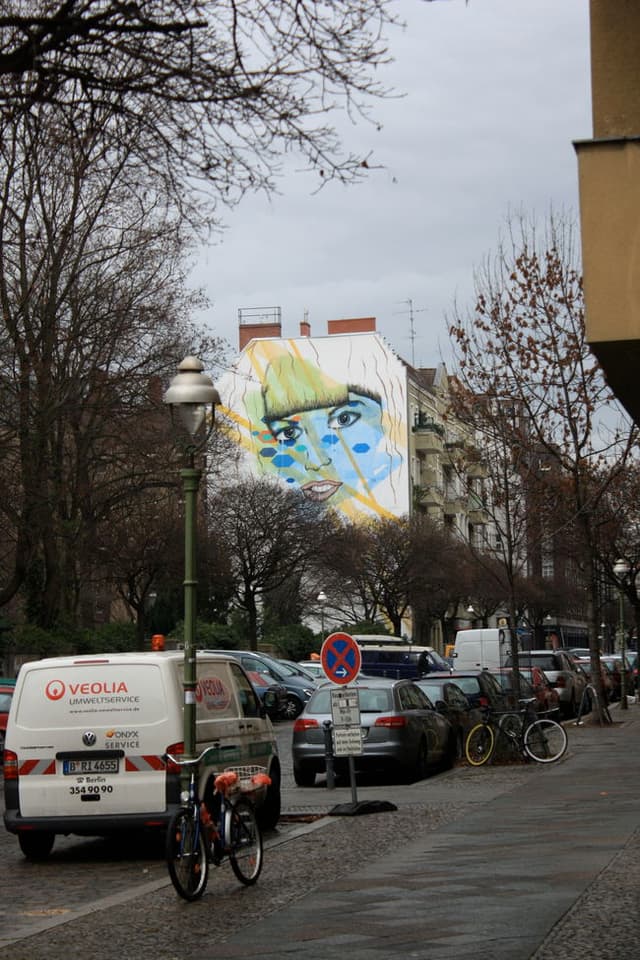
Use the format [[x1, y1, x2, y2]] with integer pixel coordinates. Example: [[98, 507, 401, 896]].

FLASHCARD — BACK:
[[230, 664, 260, 718]]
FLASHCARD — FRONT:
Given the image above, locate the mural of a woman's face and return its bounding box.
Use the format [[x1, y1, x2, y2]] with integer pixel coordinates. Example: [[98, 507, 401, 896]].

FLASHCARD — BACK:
[[257, 391, 389, 505]]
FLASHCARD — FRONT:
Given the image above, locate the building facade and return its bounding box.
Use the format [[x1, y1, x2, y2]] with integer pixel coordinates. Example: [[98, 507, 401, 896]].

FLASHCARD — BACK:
[[218, 314, 490, 539]]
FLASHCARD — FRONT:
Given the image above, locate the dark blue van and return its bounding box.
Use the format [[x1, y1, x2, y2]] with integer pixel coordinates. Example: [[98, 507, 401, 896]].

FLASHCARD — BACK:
[[354, 636, 451, 680]]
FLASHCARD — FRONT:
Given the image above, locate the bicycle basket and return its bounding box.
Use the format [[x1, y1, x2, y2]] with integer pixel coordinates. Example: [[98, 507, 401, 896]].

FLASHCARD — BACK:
[[223, 765, 271, 798]]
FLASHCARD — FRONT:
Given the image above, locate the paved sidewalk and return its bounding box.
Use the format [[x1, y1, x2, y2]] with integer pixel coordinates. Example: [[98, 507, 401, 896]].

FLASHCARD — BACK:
[[215, 705, 640, 960]]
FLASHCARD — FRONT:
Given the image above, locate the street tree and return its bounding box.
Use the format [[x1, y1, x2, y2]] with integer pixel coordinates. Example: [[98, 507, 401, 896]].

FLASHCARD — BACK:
[[0, 1, 409, 223], [0, 103, 224, 626], [208, 476, 330, 649], [448, 211, 638, 718]]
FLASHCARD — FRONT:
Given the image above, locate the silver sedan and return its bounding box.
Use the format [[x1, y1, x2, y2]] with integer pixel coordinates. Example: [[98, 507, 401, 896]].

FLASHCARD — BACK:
[[291, 677, 456, 786]]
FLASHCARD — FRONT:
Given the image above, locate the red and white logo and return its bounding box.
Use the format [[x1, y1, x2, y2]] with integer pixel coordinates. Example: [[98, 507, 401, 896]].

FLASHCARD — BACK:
[[195, 676, 230, 711], [45, 679, 66, 701]]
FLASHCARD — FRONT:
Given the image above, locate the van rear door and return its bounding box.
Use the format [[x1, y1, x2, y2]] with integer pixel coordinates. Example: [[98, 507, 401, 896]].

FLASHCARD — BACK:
[[12, 660, 172, 818]]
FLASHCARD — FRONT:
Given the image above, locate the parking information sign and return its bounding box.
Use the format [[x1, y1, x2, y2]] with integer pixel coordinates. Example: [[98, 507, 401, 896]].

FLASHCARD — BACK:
[[330, 687, 363, 757], [320, 632, 362, 685]]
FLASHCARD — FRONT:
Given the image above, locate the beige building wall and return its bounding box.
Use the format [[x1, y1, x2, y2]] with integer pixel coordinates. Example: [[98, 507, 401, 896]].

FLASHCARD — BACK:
[[576, 0, 640, 422]]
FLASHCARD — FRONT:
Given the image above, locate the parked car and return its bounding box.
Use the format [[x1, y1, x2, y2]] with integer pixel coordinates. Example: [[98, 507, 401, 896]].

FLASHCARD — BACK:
[[508, 650, 588, 718], [278, 659, 319, 683], [428, 669, 508, 712], [488, 668, 561, 719], [291, 677, 456, 786], [600, 655, 634, 701], [574, 657, 614, 702], [354, 638, 451, 680], [3, 652, 281, 859], [297, 660, 326, 680], [568, 647, 592, 659], [0, 680, 15, 763], [517, 666, 563, 718], [214, 650, 317, 720], [611, 650, 639, 692], [414, 677, 483, 757], [246, 672, 288, 721]]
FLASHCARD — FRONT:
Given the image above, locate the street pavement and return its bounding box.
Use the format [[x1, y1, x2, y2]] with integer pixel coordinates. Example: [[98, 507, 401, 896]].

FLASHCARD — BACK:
[[1, 702, 638, 959], [223, 701, 640, 959]]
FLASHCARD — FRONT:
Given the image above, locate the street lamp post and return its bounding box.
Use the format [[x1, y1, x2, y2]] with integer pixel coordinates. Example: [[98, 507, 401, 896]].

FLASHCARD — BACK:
[[317, 590, 327, 643], [164, 356, 220, 769], [613, 558, 630, 711]]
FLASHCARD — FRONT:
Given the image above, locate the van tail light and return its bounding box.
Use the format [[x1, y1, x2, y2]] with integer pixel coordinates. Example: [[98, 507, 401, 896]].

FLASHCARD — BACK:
[[479, 696, 490, 708], [3, 749, 18, 781], [374, 715, 407, 728], [165, 742, 184, 774], [293, 718, 319, 733]]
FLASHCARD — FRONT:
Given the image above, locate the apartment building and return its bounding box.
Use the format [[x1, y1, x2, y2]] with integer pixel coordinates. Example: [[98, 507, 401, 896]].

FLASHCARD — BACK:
[[217, 313, 491, 543]]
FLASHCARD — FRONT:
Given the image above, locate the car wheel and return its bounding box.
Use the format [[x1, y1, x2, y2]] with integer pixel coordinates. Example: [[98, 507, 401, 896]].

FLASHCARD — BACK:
[[18, 831, 55, 861], [414, 738, 429, 781], [256, 763, 281, 832], [444, 730, 457, 769], [281, 694, 303, 720], [293, 762, 316, 787]]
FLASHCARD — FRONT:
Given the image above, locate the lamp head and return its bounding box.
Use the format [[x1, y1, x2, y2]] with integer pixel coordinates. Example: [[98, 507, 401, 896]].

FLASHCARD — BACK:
[[163, 356, 220, 438], [614, 558, 630, 579]]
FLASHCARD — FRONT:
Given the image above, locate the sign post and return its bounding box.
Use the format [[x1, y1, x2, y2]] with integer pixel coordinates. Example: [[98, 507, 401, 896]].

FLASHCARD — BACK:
[[320, 633, 363, 804]]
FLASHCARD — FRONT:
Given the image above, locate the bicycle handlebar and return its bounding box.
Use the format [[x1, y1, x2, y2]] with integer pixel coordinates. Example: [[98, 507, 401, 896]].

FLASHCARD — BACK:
[[165, 747, 214, 769]]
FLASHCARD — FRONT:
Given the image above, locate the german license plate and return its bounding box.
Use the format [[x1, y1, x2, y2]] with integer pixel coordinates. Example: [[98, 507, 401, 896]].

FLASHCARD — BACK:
[[63, 758, 119, 775]]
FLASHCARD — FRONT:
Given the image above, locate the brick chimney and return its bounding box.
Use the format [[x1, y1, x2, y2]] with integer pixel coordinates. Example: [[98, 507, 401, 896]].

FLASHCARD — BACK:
[[300, 319, 311, 337], [238, 306, 282, 351], [327, 317, 376, 335]]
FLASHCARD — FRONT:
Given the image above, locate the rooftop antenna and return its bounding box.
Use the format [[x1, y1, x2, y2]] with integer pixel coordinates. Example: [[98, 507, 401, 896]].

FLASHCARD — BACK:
[[394, 299, 427, 366]]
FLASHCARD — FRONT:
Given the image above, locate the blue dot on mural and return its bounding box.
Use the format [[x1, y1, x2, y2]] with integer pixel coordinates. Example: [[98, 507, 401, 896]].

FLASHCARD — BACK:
[[286, 477, 296, 484], [353, 443, 371, 454], [323, 434, 339, 446], [273, 454, 295, 468], [259, 447, 276, 459]]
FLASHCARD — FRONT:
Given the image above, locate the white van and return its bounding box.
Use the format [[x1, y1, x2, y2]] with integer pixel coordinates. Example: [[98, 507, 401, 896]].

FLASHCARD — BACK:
[[452, 628, 512, 671], [3, 650, 280, 859]]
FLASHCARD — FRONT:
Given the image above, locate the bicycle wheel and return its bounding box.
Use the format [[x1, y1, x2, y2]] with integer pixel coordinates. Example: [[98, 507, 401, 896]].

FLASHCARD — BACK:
[[498, 712, 523, 738], [464, 722, 495, 766], [166, 809, 209, 901], [228, 799, 263, 885], [523, 718, 568, 763]]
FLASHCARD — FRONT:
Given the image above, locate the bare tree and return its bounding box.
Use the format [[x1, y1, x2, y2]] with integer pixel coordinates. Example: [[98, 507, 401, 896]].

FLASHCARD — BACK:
[[0, 103, 224, 626], [448, 211, 639, 719], [0, 1, 408, 223], [208, 476, 330, 649]]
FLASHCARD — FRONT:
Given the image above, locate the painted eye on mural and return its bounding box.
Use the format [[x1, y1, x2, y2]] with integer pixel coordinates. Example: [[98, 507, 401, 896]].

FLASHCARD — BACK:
[[328, 408, 361, 430], [271, 422, 302, 443]]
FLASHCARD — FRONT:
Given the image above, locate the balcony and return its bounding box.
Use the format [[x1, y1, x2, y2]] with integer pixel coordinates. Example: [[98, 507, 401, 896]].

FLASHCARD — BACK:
[[468, 494, 489, 524], [413, 483, 444, 508], [444, 490, 466, 514], [412, 413, 445, 452]]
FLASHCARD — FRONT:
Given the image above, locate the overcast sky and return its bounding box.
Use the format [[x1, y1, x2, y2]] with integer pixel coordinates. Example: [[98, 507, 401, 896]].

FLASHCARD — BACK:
[[191, 0, 591, 374]]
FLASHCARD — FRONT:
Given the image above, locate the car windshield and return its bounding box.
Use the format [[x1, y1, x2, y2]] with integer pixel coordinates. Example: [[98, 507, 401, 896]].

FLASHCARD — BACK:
[[310, 688, 392, 713]]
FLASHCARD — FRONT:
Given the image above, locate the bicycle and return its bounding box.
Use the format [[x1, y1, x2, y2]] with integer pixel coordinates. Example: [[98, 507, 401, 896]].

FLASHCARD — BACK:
[[165, 748, 270, 901], [464, 700, 568, 766]]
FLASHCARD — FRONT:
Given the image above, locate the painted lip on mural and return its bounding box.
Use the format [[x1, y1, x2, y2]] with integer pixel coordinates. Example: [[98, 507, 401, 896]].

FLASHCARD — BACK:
[[301, 480, 342, 502]]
